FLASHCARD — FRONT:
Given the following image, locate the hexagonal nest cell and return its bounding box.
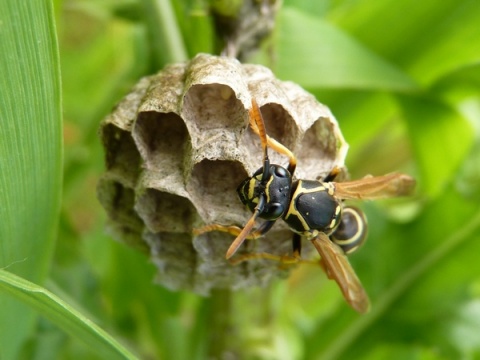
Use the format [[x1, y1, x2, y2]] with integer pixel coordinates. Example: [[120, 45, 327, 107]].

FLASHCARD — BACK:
[[98, 53, 348, 294]]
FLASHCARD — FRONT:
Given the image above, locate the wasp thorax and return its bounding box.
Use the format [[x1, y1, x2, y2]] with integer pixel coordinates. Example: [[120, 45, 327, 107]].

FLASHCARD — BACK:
[[283, 180, 342, 236], [97, 53, 348, 294]]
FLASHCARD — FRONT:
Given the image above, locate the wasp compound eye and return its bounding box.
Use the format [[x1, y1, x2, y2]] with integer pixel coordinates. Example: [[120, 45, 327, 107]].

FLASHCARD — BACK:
[[97, 54, 348, 294], [261, 202, 285, 220], [273, 165, 289, 178]]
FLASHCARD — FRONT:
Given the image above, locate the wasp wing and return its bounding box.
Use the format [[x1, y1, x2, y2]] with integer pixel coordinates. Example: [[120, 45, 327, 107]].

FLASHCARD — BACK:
[[334, 173, 415, 200], [311, 233, 370, 313]]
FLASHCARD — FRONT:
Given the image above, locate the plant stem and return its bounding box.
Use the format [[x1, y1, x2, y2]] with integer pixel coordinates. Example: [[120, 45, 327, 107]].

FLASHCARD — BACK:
[[208, 288, 234, 358], [141, 0, 188, 66]]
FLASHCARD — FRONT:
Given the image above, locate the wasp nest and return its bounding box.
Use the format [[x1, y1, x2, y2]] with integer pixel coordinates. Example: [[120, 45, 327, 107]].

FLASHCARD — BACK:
[[97, 53, 348, 294]]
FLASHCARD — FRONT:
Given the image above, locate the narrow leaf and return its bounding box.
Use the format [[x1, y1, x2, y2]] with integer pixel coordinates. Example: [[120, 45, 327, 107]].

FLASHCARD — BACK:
[[0, 1, 63, 358], [0, 270, 138, 360]]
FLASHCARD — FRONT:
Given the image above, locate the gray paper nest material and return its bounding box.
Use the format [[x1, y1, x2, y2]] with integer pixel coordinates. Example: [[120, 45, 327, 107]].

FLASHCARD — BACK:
[[97, 53, 348, 294]]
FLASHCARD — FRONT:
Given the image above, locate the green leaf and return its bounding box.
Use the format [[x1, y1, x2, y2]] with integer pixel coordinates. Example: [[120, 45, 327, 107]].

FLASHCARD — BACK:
[[0, 1, 62, 358], [330, 0, 480, 86], [282, 0, 331, 16], [275, 7, 417, 90], [398, 95, 474, 197], [0, 270, 138, 360]]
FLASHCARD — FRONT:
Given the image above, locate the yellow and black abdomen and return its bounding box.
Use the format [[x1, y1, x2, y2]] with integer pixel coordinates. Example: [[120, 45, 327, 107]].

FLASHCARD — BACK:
[[283, 180, 342, 237], [331, 206, 367, 254]]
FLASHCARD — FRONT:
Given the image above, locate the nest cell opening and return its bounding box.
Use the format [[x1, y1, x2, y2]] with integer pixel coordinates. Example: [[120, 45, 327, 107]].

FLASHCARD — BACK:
[[258, 103, 298, 151], [97, 178, 143, 229], [135, 189, 198, 234], [295, 118, 338, 180], [188, 159, 250, 224], [241, 103, 299, 172], [101, 124, 141, 186], [133, 111, 190, 171], [97, 178, 146, 251], [183, 84, 246, 131]]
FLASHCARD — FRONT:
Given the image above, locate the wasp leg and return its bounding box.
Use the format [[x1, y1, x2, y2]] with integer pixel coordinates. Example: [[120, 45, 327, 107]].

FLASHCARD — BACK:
[[229, 233, 317, 266], [292, 233, 302, 258], [229, 251, 323, 266], [323, 166, 342, 182], [229, 252, 300, 266], [193, 220, 275, 240]]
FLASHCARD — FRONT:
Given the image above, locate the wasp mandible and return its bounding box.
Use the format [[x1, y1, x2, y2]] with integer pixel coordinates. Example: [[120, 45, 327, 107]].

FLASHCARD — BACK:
[[194, 99, 415, 313]]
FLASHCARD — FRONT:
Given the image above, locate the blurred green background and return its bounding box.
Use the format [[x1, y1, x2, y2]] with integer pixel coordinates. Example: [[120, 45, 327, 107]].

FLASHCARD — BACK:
[[1, 0, 480, 359]]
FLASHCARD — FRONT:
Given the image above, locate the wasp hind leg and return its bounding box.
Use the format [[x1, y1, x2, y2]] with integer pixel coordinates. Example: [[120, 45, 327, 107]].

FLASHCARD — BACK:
[[228, 234, 317, 267], [228, 251, 300, 266], [193, 220, 275, 240]]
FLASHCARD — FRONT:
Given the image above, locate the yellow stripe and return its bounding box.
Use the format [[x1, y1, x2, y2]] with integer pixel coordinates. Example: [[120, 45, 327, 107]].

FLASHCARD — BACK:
[[247, 179, 255, 200], [333, 209, 365, 247]]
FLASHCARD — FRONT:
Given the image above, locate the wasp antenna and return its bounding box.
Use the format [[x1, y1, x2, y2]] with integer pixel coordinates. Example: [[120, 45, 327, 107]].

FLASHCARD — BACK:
[[226, 209, 264, 259], [249, 99, 297, 176], [226, 194, 265, 259], [225, 216, 255, 259], [250, 99, 269, 155], [250, 99, 271, 181]]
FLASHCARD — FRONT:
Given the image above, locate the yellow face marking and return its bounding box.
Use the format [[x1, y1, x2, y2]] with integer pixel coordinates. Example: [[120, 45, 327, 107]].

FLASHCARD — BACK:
[[247, 179, 256, 200]]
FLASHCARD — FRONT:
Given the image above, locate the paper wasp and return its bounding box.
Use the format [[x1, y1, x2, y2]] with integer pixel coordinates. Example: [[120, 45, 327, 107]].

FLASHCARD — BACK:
[[194, 99, 415, 313]]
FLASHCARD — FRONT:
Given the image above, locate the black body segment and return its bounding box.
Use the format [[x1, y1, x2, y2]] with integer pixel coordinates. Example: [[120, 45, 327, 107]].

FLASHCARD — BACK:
[[283, 180, 342, 235], [331, 206, 367, 254], [237, 164, 292, 221]]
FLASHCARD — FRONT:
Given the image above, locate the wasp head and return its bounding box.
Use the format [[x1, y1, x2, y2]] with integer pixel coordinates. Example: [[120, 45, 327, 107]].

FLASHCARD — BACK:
[[237, 164, 292, 220]]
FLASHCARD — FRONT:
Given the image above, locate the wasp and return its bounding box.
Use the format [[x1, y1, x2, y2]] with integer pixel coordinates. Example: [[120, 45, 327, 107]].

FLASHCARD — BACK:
[[194, 99, 415, 313]]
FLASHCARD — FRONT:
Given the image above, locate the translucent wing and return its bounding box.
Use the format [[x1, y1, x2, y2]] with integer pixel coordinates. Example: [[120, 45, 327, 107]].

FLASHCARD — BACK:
[[334, 173, 415, 200], [311, 233, 370, 313]]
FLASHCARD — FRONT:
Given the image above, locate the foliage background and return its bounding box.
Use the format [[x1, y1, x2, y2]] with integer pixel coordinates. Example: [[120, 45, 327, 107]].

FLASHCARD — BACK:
[[1, 0, 480, 359]]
